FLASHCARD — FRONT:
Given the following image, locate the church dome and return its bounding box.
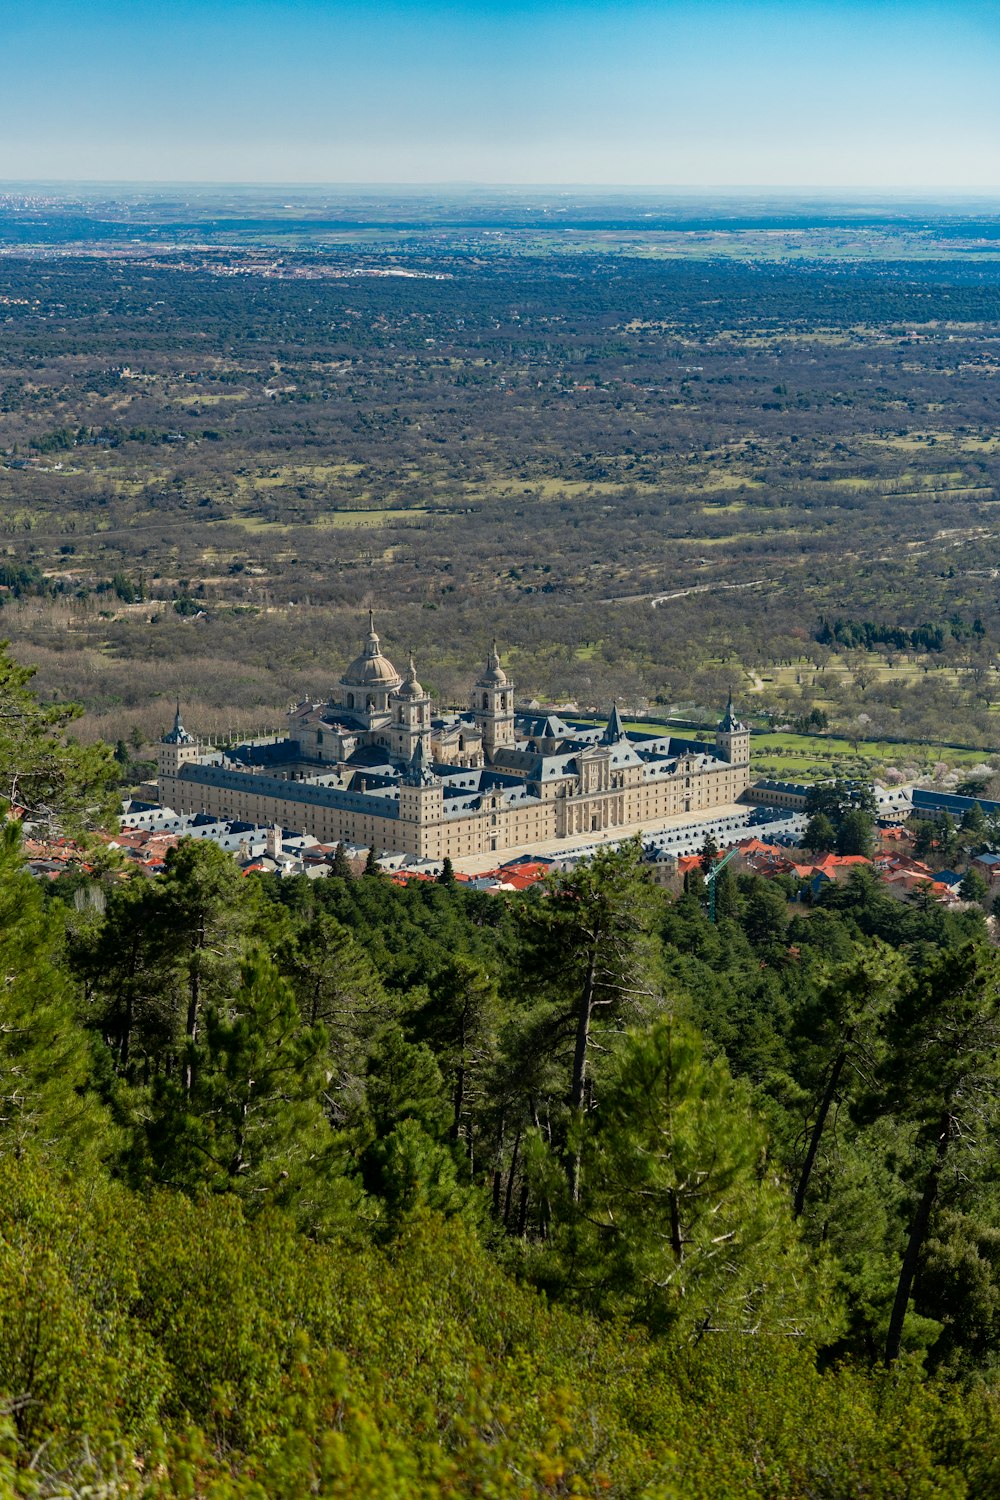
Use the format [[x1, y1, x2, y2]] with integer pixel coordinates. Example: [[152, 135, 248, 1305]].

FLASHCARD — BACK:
[[341, 612, 402, 689], [478, 641, 508, 687]]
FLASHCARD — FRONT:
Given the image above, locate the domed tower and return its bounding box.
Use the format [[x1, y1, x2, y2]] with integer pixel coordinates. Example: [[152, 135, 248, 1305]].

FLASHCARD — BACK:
[[390, 655, 432, 762], [471, 642, 515, 760], [338, 611, 402, 729]]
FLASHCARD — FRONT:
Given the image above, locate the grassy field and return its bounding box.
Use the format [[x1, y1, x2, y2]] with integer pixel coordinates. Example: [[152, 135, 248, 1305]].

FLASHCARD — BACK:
[[596, 718, 991, 784], [748, 731, 988, 783]]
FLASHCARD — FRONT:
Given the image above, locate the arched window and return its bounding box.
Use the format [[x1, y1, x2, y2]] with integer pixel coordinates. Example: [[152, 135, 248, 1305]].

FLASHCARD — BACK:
[[482, 693, 489, 710]]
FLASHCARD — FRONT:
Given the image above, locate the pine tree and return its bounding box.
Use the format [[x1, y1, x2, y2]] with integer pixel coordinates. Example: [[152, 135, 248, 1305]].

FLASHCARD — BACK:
[[714, 865, 741, 921], [156, 840, 252, 1089], [882, 944, 1000, 1364], [413, 955, 500, 1153], [0, 642, 118, 831], [803, 811, 837, 853], [559, 1016, 834, 1340], [281, 910, 387, 1105], [791, 942, 903, 1218], [520, 838, 659, 1200], [0, 823, 111, 1168], [837, 809, 875, 858], [144, 952, 339, 1218]]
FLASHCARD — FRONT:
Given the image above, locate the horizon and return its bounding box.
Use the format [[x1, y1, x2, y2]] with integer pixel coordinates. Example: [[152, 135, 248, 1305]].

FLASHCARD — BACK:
[[2, 183, 999, 197]]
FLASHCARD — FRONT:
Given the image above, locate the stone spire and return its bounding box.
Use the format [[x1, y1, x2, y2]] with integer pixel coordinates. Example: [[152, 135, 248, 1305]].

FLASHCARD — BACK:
[[719, 690, 745, 733], [163, 701, 195, 745], [403, 735, 435, 786], [602, 701, 628, 744]]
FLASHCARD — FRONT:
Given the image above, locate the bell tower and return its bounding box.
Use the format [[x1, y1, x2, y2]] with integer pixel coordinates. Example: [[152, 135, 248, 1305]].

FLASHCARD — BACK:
[[472, 642, 515, 760], [389, 655, 432, 762]]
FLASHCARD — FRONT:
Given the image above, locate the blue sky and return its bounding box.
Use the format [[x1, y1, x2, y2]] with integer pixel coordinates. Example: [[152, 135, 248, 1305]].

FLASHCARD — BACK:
[[1, 0, 997, 188]]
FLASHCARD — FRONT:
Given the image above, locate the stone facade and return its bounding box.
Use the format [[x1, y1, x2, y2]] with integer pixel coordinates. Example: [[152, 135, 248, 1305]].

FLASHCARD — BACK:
[[156, 618, 751, 860]]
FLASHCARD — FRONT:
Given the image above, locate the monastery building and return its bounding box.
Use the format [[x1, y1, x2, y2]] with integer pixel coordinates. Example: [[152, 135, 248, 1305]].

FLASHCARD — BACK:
[[156, 614, 751, 861]]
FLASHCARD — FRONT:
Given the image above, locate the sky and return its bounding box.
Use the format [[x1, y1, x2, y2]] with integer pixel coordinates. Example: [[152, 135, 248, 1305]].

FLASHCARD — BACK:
[[1, 0, 997, 189]]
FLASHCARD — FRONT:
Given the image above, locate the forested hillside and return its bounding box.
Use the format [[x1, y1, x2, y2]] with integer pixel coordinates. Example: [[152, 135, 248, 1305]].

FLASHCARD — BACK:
[[5, 685, 1000, 1491]]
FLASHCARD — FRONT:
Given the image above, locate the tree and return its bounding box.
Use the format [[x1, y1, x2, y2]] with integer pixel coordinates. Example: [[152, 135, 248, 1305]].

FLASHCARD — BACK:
[[791, 943, 903, 1218], [331, 841, 353, 879], [364, 845, 382, 877], [413, 955, 500, 1154], [934, 813, 961, 867], [0, 642, 117, 831], [714, 865, 741, 921], [740, 879, 789, 954], [156, 840, 252, 1090], [560, 1017, 833, 1340], [803, 812, 837, 853], [77, 876, 174, 1075], [0, 824, 111, 1169], [959, 869, 988, 903], [960, 802, 988, 845], [911, 819, 939, 861], [882, 945, 1000, 1364], [699, 834, 719, 876], [281, 909, 386, 1103], [437, 856, 456, 886], [143, 952, 335, 1215], [521, 839, 658, 1200], [837, 808, 874, 858]]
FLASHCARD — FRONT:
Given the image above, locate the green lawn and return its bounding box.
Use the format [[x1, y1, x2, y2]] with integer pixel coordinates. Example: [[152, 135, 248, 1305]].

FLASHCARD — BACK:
[[750, 732, 987, 782], [580, 719, 989, 783]]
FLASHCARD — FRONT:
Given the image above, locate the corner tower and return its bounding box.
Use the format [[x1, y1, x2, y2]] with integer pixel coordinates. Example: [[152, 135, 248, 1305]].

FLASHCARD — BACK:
[[398, 738, 443, 854], [472, 642, 515, 760], [157, 703, 200, 780], [715, 692, 750, 769]]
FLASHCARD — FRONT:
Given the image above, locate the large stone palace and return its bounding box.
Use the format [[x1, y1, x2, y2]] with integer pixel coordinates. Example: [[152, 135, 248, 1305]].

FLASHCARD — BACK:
[[156, 613, 751, 861]]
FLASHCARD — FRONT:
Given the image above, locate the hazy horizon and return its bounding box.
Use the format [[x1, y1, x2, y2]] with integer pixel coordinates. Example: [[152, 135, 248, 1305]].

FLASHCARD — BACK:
[[2, 184, 998, 199], [3, 1, 997, 190]]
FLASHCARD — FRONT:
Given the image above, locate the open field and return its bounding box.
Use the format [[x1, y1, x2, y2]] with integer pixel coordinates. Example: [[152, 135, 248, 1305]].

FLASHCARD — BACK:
[[748, 732, 989, 783]]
